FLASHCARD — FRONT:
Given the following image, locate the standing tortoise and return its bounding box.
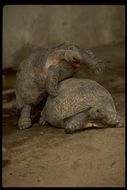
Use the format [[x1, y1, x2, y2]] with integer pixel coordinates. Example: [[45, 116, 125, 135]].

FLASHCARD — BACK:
[[16, 42, 105, 129], [39, 78, 123, 134]]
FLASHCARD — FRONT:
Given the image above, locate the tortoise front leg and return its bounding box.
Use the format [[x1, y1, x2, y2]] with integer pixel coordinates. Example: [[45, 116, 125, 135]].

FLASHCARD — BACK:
[[64, 112, 88, 134], [81, 49, 105, 74], [18, 104, 32, 130]]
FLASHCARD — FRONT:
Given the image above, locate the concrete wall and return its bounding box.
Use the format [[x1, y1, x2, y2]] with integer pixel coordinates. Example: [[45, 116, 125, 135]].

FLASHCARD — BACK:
[[3, 5, 125, 69]]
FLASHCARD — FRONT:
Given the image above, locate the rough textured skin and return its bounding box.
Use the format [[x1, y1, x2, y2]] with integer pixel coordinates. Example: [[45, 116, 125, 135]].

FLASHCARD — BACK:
[[39, 78, 123, 134], [16, 42, 105, 129]]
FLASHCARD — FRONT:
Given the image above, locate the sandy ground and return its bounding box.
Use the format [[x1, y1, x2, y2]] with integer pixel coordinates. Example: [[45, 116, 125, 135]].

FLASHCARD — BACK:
[[2, 43, 125, 187]]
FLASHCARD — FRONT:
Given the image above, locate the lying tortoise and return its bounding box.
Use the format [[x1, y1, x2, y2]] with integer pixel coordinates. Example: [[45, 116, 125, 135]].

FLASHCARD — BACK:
[[39, 78, 123, 134], [16, 42, 105, 130]]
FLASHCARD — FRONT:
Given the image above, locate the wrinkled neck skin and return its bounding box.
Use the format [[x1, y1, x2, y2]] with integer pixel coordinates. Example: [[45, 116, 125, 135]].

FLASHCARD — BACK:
[[36, 60, 76, 90], [34, 50, 75, 88], [56, 61, 76, 82]]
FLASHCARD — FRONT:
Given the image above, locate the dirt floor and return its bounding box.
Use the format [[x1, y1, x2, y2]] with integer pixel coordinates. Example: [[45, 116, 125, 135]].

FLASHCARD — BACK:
[[2, 42, 125, 187]]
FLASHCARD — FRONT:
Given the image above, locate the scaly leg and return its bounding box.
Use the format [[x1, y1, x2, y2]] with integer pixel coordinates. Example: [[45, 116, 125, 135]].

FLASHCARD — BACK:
[[18, 105, 31, 129], [64, 112, 88, 134], [39, 107, 48, 126]]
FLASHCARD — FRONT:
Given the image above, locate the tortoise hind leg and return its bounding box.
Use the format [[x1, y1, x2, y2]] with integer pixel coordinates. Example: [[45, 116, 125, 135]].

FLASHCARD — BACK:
[[18, 105, 32, 129], [64, 112, 88, 134], [39, 107, 48, 126]]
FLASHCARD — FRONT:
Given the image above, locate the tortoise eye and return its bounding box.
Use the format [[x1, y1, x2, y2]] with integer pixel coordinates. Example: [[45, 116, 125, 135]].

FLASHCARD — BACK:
[[72, 57, 77, 61]]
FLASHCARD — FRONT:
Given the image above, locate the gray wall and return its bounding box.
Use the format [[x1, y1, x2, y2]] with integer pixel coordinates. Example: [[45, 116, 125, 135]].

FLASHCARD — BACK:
[[3, 5, 125, 69]]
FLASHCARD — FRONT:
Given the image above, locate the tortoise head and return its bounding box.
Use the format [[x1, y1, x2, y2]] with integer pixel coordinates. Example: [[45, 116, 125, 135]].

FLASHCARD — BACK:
[[64, 49, 82, 70]]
